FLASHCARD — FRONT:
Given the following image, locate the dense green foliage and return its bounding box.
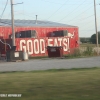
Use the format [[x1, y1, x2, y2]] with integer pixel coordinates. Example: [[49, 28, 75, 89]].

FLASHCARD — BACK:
[[90, 32, 100, 44]]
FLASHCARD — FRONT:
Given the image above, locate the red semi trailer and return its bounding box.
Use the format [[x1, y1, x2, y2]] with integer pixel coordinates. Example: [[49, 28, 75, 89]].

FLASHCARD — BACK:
[[0, 20, 79, 57]]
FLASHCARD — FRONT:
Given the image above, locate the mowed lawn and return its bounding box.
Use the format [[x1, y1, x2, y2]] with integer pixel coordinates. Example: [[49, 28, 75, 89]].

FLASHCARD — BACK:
[[0, 68, 100, 100]]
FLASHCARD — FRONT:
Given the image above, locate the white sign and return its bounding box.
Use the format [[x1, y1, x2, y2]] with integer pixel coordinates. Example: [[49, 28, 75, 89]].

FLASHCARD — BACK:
[[0, 94, 22, 97], [14, 52, 19, 57], [51, 48, 56, 52], [20, 37, 70, 55]]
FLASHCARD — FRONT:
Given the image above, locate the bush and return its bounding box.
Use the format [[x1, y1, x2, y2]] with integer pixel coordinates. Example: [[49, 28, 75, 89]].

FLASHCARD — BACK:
[[83, 46, 93, 56], [65, 46, 95, 58], [90, 32, 100, 44], [64, 48, 82, 58], [72, 48, 81, 57]]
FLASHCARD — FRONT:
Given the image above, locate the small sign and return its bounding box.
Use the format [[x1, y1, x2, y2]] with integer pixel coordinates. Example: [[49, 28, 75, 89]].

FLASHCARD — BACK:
[[0, 94, 22, 97], [51, 48, 56, 52], [14, 52, 19, 57]]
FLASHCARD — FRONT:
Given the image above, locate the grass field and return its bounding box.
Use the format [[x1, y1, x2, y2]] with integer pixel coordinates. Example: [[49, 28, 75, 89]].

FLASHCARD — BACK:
[[0, 68, 100, 100], [80, 43, 97, 47]]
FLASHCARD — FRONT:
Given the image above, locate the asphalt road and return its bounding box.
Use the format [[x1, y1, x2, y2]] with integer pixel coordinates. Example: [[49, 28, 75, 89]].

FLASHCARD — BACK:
[[0, 56, 100, 72]]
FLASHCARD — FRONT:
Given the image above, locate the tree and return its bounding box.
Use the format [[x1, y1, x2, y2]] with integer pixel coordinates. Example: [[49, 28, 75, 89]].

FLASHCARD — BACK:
[[90, 32, 100, 44], [90, 34, 96, 44]]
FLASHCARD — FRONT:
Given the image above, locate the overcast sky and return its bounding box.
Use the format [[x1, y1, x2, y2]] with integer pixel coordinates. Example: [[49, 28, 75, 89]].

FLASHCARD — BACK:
[[0, 0, 100, 37]]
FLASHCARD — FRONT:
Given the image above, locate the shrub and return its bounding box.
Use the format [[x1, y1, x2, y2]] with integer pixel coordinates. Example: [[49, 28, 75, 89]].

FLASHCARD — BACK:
[[83, 46, 93, 56]]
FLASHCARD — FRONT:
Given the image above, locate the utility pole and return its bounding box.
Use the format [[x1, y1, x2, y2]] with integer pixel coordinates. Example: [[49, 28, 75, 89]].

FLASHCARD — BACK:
[[11, 0, 15, 46], [94, 0, 99, 55]]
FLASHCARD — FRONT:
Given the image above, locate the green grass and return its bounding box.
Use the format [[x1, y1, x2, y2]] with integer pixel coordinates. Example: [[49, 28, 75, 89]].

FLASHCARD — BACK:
[[0, 68, 100, 100]]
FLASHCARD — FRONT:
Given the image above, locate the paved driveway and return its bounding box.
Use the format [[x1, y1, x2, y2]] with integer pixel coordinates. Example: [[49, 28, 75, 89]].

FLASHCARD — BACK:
[[0, 56, 100, 72]]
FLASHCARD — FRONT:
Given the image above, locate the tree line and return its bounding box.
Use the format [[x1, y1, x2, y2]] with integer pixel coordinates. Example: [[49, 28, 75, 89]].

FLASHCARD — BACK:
[[80, 32, 100, 44]]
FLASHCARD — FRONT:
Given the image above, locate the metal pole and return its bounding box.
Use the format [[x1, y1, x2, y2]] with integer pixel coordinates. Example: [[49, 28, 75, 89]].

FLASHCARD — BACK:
[[36, 15, 37, 24], [94, 0, 99, 55], [11, 0, 15, 46]]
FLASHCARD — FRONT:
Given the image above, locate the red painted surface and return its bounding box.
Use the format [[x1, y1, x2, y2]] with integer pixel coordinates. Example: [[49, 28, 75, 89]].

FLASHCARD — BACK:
[[0, 26, 79, 57]]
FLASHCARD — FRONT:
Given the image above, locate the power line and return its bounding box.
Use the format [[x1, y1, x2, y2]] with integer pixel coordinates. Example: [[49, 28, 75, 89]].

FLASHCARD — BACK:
[[78, 15, 100, 30], [42, 0, 93, 5], [80, 30, 94, 31], [78, 15, 100, 35], [72, 14, 94, 24], [66, 5, 93, 23], [14, 11, 36, 19], [47, 0, 69, 20], [0, 0, 8, 20], [41, 0, 65, 5], [58, 0, 87, 22], [79, 16, 100, 29]]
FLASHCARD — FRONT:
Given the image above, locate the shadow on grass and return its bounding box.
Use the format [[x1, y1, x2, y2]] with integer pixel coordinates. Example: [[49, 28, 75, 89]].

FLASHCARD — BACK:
[[0, 67, 98, 74]]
